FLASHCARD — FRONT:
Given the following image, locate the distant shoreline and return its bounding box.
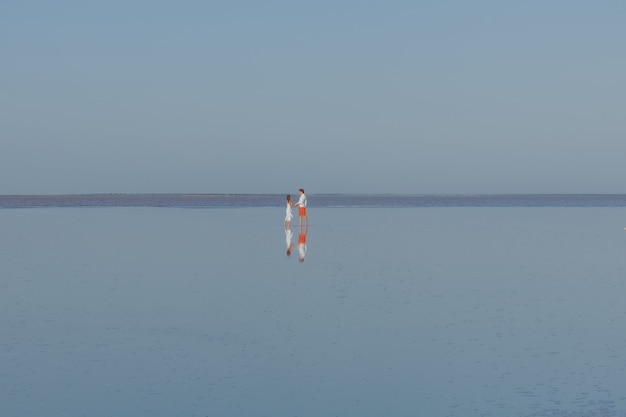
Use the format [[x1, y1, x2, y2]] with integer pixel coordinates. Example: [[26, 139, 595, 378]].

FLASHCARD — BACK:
[[2, 193, 626, 197], [3, 194, 626, 209]]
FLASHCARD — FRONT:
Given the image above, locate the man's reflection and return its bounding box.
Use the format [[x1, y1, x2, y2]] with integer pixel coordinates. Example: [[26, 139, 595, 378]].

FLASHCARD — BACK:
[[297, 225, 307, 262]]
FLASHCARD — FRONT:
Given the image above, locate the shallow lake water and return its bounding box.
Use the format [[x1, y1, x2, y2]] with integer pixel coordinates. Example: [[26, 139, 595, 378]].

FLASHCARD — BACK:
[[2, 207, 626, 417]]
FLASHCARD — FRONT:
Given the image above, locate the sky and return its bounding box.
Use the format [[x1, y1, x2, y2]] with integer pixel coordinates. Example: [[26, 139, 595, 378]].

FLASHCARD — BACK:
[[2, 0, 625, 195]]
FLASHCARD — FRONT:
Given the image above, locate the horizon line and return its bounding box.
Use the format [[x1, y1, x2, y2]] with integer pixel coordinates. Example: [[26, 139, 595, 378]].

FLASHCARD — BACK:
[[2, 193, 626, 197]]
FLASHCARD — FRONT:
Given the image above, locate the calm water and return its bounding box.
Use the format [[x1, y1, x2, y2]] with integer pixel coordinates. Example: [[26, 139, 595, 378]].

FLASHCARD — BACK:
[[2, 197, 626, 417]]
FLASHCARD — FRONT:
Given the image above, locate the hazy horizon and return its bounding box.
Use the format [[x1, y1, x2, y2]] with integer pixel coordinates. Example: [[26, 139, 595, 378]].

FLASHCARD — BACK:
[[4, 191, 626, 197]]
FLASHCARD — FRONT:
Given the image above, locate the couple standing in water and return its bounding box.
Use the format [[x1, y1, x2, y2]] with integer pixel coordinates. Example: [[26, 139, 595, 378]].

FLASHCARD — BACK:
[[284, 188, 307, 228], [284, 189, 308, 262]]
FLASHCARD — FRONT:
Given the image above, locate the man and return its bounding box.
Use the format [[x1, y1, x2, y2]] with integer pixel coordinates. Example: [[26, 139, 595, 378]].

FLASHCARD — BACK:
[[293, 188, 308, 227]]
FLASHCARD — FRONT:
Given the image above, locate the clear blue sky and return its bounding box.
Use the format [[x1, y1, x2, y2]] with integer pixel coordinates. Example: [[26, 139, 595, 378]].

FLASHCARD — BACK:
[[2, 0, 625, 194]]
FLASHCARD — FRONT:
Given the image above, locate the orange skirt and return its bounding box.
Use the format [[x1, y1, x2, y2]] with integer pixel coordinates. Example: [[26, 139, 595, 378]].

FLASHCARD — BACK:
[[298, 207, 307, 216]]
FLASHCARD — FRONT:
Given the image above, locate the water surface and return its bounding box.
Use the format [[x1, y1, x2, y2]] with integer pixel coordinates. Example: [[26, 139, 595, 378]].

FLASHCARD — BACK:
[[2, 205, 626, 417]]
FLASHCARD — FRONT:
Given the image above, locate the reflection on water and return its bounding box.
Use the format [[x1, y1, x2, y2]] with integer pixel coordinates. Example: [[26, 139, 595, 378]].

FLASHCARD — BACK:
[[284, 227, 293, 256], [298, 225, 307, 262], [284, 224, 308, 262]]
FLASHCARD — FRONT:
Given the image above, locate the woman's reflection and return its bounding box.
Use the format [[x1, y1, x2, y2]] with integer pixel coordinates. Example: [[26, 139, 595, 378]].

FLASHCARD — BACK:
[[284, 226, 293, 256]]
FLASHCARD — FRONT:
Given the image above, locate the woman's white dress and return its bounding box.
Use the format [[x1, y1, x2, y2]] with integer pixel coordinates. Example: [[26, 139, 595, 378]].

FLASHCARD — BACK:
[[285, 204, 293, 221]]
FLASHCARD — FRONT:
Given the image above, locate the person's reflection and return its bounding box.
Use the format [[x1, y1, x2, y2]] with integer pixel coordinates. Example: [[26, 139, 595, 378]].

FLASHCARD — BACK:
[[297, 224, 308, 263], [284, 226, 293, 256]]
